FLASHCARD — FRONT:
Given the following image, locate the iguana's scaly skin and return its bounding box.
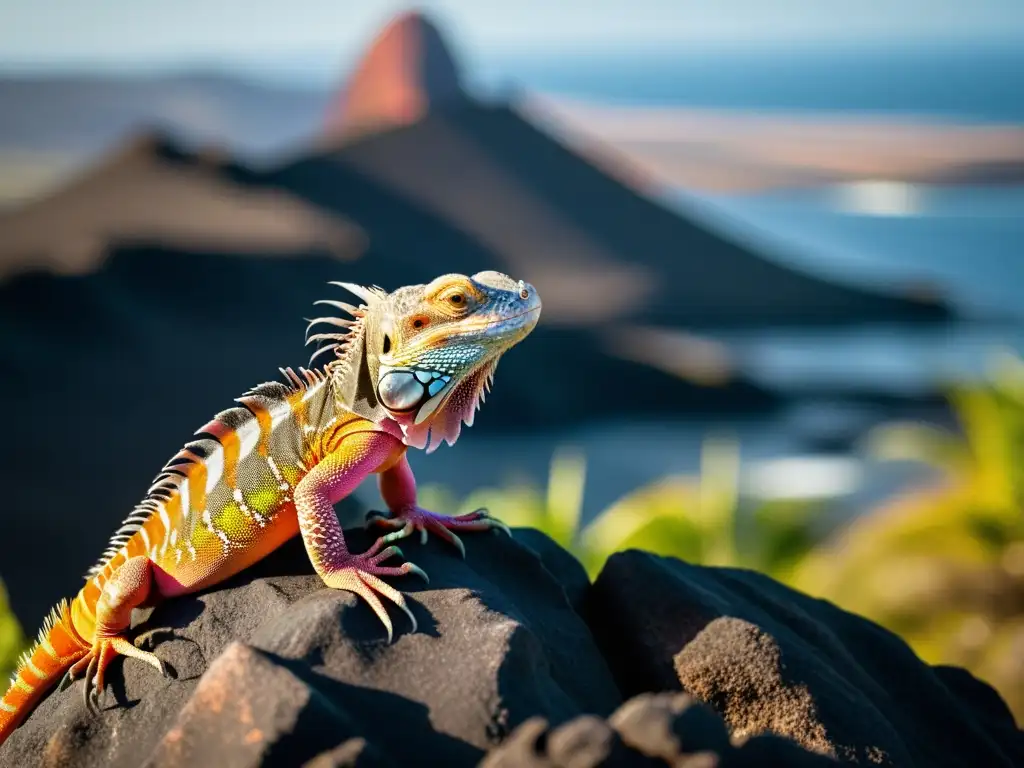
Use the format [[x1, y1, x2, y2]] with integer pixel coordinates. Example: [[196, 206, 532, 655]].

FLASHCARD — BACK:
[[0, 271, 540, 745]]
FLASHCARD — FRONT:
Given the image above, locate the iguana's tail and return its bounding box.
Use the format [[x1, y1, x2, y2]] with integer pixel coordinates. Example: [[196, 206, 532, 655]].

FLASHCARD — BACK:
[[0, 599, 89, 746]]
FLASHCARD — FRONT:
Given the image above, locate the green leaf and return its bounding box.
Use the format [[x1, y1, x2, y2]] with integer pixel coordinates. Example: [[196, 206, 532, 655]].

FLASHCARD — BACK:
[[545, 447, 587, 548], [863, 422, 969, 472], [0, 579, 26, 686]]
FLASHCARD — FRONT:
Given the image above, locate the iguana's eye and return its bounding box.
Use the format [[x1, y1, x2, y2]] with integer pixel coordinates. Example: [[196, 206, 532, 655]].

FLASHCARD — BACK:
[[449, 294, 464, 305]]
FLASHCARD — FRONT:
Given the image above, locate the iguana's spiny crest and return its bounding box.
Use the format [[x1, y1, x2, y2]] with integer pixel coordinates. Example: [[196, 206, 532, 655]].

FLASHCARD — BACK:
[[306, 271, 541, 453]]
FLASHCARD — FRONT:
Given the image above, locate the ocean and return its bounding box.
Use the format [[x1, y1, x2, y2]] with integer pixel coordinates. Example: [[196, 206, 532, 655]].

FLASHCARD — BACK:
[[665, 183, 1024, 392], [471, 42, 1024, 124]]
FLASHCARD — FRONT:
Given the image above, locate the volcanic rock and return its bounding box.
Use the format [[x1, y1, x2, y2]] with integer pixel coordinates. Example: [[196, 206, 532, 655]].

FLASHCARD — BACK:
[[1, 532, 1020, 767], [585, 551, 1024, 766]]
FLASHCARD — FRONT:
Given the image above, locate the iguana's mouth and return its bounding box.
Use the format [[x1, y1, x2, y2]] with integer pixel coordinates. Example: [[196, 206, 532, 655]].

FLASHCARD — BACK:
[[471, 305, 542, 331], [496, 306, 541, 323]]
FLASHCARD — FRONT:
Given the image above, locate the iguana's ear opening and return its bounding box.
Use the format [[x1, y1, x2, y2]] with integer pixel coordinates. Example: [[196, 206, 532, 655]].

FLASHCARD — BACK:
[[378, 313, 394, 352]]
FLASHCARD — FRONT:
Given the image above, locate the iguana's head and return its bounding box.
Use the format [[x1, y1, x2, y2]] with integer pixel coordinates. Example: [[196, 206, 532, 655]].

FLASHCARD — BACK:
[[308, 271, 541, 452]]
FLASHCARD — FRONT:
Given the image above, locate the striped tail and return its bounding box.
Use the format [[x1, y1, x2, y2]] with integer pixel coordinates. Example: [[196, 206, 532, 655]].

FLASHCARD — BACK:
[[0, 599, 90, 745]]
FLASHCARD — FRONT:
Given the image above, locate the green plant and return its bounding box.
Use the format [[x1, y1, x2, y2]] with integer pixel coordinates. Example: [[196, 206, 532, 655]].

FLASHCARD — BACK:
[[791, 350, 1024, 722], [0, 579, 26, 685], [419, 437, 828, 582]]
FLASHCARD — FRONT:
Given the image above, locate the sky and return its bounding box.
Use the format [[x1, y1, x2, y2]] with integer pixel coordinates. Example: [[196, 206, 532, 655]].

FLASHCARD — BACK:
[[1, 0, 1021, 72]]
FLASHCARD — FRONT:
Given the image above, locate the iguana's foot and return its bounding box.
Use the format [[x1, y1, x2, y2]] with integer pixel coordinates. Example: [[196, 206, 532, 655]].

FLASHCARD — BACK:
[[59, 636, 168, 714], [366, 505, 512, 558], [321, 539, 428, 643]]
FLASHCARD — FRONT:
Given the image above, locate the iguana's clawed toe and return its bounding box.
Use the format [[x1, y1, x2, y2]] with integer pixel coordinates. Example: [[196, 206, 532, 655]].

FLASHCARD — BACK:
[[453, 508, 512, 537], [366, 506, 511, 558], [60, 636, 169, 715], [322, 558, 422, 644], [81, 654, 100, 715]]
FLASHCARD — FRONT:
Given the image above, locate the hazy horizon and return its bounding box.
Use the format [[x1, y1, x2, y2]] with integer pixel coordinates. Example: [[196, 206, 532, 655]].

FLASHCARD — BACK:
[[3, 37, 1023, 96], [2, 0, 1022, 89]]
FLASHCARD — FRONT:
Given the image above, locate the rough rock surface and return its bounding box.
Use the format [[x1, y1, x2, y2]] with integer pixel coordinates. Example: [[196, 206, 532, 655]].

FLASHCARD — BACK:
[[1, 532, 1020, 767], [483, 692, 840, 767], [586, 552, 1024, 767], [2, 528, 620, 768]]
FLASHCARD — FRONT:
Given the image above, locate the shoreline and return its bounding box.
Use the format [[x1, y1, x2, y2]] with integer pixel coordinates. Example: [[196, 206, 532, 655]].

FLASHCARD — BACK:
[[517, 94, 1024, 193]]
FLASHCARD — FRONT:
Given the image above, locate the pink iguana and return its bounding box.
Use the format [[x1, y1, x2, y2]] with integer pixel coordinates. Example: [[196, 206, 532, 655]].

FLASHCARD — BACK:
[[0, 271, 541, 744]]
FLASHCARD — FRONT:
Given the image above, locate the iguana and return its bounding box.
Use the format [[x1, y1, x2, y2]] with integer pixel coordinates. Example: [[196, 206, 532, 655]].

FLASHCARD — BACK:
[[0, 270, 541, 745]]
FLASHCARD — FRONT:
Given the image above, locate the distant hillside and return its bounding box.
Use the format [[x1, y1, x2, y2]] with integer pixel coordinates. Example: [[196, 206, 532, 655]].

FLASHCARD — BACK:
[[0, 130, 363, 279], [290, 101, 952, 329]]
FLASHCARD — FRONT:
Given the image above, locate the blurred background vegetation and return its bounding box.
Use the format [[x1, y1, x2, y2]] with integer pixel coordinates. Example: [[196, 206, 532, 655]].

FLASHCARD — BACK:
[[419, 350, 1024, 723], [0, 581, 25, 687]]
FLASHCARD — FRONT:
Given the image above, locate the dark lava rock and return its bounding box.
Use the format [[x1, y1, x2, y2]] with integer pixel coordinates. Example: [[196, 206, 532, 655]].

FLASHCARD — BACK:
[[0, 528, 620, 767], [586, 551, 1024, 767], [483, 692, 840, 767], [2, 532, 1020, 767]]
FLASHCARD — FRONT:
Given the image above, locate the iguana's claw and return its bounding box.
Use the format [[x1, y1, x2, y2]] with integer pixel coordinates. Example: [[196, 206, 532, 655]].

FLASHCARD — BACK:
[[60, 635, 168, 715], [321, 547, 426, 643], [366, 506, 511, 558]]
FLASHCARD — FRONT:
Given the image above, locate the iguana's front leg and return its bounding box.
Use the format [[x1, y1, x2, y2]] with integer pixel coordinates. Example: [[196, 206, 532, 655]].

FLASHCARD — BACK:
[[367, 453, 511, 558], [295, 431, 427, 642]]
